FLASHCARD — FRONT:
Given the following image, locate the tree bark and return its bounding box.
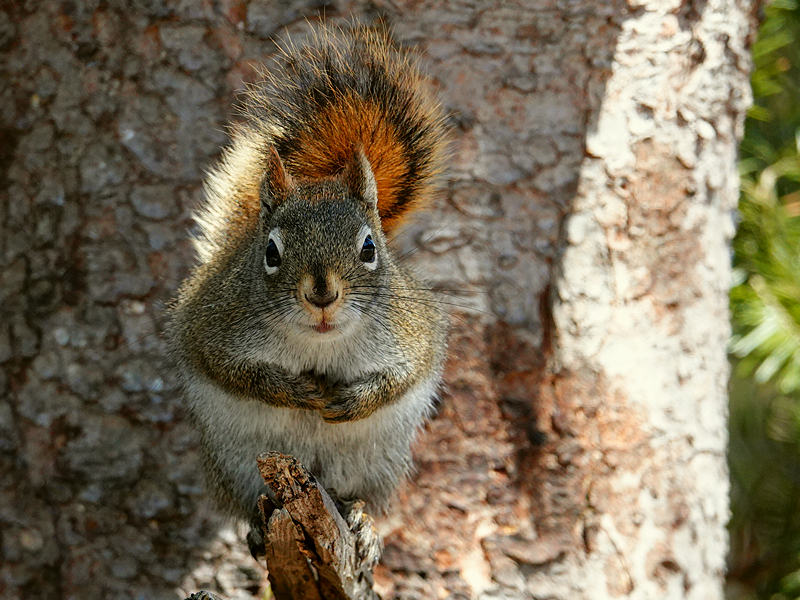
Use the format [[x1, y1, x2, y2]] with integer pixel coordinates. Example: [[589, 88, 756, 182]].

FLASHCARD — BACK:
[[0, 1, 756, 599], [382, 1, 756, 599]]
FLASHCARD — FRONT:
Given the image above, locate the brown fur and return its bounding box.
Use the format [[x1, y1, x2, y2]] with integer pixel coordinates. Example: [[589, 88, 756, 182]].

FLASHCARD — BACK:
[[169, 25, 450, 557], [192, 25, 448, 265], [282, 96, 414, 231]]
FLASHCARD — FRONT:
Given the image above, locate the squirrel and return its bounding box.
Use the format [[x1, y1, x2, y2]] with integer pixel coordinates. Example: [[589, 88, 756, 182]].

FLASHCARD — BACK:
[[168, 24, 449, 557]]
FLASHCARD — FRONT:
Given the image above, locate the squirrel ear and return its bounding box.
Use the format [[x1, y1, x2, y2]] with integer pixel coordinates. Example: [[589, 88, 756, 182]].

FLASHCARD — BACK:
[[342, 146, 378, 211], [261, 147, 294, 214]]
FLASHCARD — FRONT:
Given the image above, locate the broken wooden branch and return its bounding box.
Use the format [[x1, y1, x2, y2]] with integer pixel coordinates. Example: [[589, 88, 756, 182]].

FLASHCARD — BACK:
[[257, 452, 382, 600], [185, 452, 382, 600]]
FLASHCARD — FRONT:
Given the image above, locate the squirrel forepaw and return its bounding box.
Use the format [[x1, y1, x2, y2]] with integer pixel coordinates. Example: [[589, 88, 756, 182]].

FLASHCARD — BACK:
[[345, 500, 383, 569], [320, 402, 358, 423], [320, 391, 370, 423], [293, 375, 328, 411]]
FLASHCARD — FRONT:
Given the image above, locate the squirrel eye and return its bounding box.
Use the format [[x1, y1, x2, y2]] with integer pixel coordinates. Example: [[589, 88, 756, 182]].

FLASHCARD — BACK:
[[264, 230, 283, 275], [266, 240, 281, 266], [360, 235, 376, 264], [356, 225, 378, 271]]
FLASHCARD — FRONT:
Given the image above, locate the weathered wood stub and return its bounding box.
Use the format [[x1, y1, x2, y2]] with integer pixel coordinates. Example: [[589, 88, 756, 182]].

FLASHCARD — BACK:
[[187, 453, 382, 600]]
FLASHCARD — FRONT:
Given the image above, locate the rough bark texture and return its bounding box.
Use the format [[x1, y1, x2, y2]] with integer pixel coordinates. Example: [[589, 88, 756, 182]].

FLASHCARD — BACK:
[[0, 1, 755, 600]]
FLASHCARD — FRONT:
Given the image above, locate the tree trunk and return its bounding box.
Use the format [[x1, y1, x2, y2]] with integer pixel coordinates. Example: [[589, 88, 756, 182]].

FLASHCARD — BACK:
[[0, 1, 755, 599], [380, 1, 756, 598]]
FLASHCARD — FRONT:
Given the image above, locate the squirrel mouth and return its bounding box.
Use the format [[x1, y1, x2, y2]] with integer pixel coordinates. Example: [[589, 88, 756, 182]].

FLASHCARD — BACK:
[[312, 321, 335, 334]]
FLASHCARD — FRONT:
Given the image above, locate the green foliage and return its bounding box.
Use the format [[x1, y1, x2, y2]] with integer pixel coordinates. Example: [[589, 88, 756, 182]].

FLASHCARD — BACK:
[[731, 160, 800, 394], [742, 0, 800, 191], [728, 372, 800, 599], [729, 2, 800, 599]]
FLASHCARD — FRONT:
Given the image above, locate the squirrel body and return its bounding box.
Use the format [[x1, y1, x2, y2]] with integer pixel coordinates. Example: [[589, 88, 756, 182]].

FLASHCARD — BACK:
[[168, 25, 449, 553]]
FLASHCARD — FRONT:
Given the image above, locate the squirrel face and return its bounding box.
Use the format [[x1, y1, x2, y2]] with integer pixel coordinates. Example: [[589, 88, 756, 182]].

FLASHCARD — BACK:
[[255, 147, 389, 340]]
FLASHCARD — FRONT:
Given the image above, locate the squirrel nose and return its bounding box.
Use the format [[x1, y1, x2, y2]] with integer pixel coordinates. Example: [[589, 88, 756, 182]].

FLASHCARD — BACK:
[[305, 290, 339, 309]]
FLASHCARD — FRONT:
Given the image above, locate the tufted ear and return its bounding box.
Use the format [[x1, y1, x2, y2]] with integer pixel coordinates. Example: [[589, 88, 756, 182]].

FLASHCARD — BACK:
[[341, 146, 378, 211], [261, 146, 294, 216]]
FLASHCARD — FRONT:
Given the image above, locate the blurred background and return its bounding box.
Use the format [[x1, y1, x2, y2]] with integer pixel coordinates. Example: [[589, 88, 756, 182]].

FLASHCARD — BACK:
[[728, 2, 800, 598]]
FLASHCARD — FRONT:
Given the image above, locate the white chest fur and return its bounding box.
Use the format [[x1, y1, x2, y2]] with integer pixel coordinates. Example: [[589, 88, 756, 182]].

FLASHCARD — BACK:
[[187, 373, 438, 514]]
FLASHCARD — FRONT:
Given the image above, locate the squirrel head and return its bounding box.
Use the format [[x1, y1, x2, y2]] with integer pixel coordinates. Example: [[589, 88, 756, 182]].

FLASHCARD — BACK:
[[255, 146, 390, 338]]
